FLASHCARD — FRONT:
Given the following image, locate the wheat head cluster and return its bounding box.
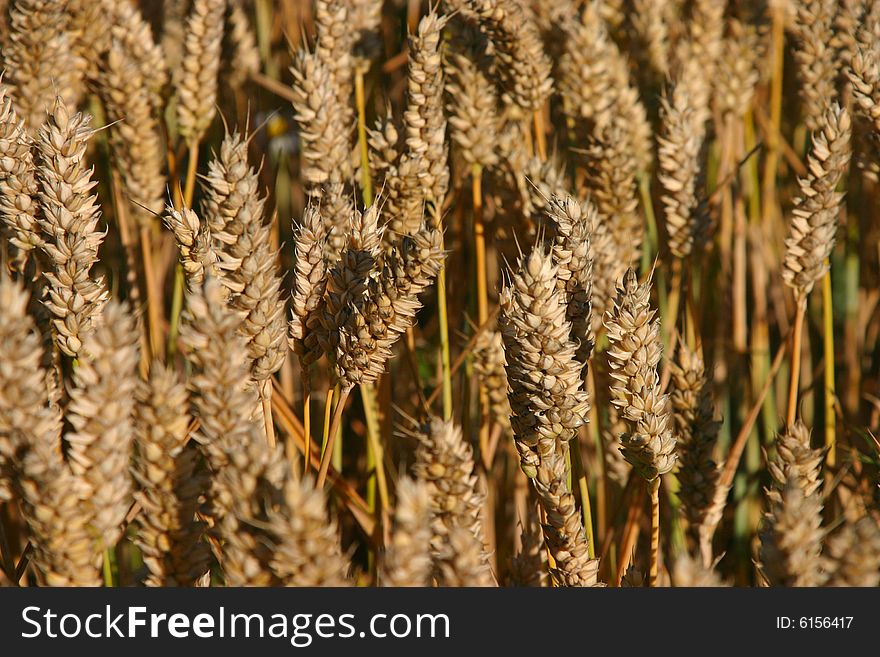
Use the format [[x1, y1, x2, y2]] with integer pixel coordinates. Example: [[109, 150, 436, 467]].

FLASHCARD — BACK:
[[0, 0, 878, 589]]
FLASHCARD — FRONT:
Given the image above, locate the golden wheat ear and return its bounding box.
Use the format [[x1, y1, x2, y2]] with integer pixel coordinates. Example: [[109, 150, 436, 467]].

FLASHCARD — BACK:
[[36, 97, 108, 358], [500, 245, 600, 587], [413, 417, 494, 587], [134, 362, 210, 587]]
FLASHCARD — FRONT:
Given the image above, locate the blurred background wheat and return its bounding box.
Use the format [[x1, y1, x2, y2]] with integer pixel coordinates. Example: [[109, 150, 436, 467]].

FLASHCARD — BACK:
[[0, 0, 879, 588]]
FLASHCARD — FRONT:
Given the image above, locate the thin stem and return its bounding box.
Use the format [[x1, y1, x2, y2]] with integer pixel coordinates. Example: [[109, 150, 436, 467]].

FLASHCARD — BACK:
[[319, 387, 334, 459], [472, 165, 487, 326], [648, 478, 661, 587], [821, 268, 836, 466], [639, 173, 658, 274], [472, 165, 490, 456], [139, 226, 162, 360], [355, 66, 373, 206], [318, 386, 351, 488], [570, 435, 595, 559], [360, 383, 390, 514], [261, 378, 276, 449], [436, 212, 453, 420], [533, 109, 547, 161], [332, 382, 343, 472], [666, 258, 683, 351], [167, 140, 200, 359], [302, 365, 312, 476], [183, 139, 199, 208], [761, 7, 785, 227], [786, 300, 807, 427], [166, 263, 185, 360]]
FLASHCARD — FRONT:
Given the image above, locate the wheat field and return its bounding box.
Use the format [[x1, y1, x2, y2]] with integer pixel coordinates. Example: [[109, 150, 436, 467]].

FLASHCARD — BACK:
[[0, 0, 878, 588]]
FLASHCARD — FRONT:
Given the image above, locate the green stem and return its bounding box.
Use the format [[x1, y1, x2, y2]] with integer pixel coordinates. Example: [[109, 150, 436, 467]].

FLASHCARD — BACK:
[[569, 438, 596, 559], [638, 174, 668, 328], [166, 263, 184, 360], [360, 383, 390, 514], [102, 549, 114, 587]]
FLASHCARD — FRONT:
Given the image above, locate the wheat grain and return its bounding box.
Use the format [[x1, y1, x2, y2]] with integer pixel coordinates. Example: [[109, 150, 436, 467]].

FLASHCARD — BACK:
[[223, 0, 260, 90], [0, 275, 61, 503], [290, 49, 352, 259], [500, 246, 600, 586], [824, 517, 880, 587], [669, 344, 720, 558], [507, 505, 548, 587], [658, 82, 708, 259], [758, 476, 826, 587], [202, 129, 286, 381], [111, 0, 169, 116], [792, 0, 838, 131], [290, 205, 328, 368], [383, 12, 449, 245]]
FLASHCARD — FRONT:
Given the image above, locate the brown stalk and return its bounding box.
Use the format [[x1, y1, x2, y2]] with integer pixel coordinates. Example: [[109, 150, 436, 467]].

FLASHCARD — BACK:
[[786, 300, 807, 427], [648, 478, 661, 587], [317, 386, 352, 488]]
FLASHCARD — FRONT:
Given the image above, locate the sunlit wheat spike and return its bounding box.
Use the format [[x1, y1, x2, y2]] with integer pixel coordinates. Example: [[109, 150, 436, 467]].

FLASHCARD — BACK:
[[35, 97, 108, 358], [782, 103, 851, 300]]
